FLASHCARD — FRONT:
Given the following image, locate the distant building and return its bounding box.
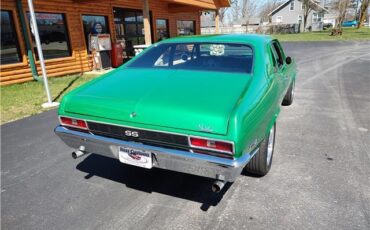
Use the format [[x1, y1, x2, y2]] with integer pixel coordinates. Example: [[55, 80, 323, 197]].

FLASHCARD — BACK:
[[268, 0, 328, 31]]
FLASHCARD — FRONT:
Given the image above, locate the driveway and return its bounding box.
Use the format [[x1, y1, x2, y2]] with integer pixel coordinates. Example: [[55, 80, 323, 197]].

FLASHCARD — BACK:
[[1, 41, 370, 230]]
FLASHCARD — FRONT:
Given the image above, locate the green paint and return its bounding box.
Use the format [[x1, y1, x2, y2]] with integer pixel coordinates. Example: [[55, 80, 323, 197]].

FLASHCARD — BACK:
[[58, 35, 296, 158]]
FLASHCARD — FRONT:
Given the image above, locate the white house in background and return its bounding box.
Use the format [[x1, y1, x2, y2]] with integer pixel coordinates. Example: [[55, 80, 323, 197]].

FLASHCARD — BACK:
[[323, 13, 337, 27], [268, 0, 328, 31]]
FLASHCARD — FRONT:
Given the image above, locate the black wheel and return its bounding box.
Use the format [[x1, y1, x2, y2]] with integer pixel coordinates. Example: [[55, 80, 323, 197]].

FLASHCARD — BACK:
[[282, 80, 295, 106], [244, 124, 276, 176]]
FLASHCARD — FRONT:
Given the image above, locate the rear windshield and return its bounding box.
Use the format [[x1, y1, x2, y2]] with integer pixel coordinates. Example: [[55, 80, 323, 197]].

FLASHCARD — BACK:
[[127, 43, 253, 73]]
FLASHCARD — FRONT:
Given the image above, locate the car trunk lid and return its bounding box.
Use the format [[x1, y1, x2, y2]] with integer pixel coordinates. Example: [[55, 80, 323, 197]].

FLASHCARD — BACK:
[[64, 69, 251, 135]]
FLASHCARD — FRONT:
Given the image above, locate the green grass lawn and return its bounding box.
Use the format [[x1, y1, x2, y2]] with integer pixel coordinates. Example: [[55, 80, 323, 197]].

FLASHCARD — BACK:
[[273, 27, 370, 41], [1, 73, 102, 124]]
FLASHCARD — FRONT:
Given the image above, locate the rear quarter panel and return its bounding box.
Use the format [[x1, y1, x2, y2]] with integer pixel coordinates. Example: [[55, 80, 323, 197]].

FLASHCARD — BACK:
[[229, 42, 280, 158], [230, 40, 296, 158]]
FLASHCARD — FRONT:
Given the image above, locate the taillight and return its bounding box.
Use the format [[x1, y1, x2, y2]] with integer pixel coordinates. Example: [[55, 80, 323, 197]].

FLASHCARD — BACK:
[[189, 137, 233, 154], [60, 116, 88, 130]]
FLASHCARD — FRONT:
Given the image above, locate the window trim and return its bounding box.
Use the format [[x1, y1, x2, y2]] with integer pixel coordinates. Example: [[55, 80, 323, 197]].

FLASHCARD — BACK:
[[155, 18, 170, 41], [26, 11, 72, 60], [1, 9, 23, 65], [289, 1, 295, 11], [176, 20, 196, 36]]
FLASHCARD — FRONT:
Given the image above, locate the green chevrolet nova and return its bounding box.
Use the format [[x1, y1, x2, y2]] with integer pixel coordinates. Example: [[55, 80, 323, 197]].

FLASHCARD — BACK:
[[55, 34, 296, 192]]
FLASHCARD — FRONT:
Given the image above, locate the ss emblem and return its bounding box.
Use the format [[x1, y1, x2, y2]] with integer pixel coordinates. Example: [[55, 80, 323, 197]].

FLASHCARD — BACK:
[[124, 130, 139, 137]]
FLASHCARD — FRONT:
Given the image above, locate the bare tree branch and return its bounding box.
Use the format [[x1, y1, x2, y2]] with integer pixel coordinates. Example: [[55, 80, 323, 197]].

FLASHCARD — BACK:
[[259, 0, 283, 22], [332, 0, 352, 30], [240, 0, 258, 27]]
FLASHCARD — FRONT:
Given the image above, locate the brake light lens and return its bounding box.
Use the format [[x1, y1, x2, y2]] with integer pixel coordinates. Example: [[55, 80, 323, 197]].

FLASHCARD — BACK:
[[189, 137, 233, 154], [60, 116, 88, 130]]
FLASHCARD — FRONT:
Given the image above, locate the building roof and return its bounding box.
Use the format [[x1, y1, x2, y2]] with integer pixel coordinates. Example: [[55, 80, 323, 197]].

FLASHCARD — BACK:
[[165, 0, 230, 9], [268, 0, 292, 16], [268, 0, 328, 16], [160, 34, 273, 45]]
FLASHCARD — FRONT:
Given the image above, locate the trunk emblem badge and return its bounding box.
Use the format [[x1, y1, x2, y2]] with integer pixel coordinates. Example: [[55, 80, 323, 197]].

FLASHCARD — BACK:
[[130, 112, 137, 118], [199, 124, 213, 133]]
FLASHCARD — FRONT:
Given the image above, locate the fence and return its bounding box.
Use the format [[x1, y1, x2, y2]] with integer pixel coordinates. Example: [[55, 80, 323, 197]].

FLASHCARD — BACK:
[[201, 24, 301, 35]]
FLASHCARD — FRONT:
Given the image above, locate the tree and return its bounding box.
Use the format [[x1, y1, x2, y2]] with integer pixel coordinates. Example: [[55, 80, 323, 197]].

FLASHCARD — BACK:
[[216, 7, 228, 25], [332, 0, 352, 30], [240, 0, 258, 29], [357, 0, 370, 28], [259, 0, 284, 22], [302, 0, 318, 31], [231, 0, 241, 22]]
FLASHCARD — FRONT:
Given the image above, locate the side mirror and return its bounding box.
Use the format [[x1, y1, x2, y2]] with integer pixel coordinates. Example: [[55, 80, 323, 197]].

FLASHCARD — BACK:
[[286, 56, 292, 65]]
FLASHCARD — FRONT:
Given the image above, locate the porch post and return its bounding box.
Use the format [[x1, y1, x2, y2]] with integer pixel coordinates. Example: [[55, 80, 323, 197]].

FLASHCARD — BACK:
[[215, 10, 220, 34], [142, 0, 152, 45]]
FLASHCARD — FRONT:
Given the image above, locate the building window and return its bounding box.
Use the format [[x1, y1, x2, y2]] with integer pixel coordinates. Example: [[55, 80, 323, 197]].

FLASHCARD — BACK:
[[317, 13, 324, 22], [1, 10, 22, 65], [276, 16, 283, 23], [156, 19, 169, 41], [27, 12, 71, 60], [312, 12, 318, 22], [82, 15, 109, 52], [177, 20, 195, 36], [290, 1, 295, 11], [298, 15, 303, 24], [113, 8, 146, 46]]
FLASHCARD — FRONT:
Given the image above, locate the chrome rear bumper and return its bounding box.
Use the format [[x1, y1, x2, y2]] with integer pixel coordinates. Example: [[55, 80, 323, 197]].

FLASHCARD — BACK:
[[55, 126, 257, 182]]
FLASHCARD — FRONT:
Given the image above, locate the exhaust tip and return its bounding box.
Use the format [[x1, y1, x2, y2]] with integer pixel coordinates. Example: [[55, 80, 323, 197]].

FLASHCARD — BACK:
[[212, 180, 225, 193], [72, 150, 85, 159]]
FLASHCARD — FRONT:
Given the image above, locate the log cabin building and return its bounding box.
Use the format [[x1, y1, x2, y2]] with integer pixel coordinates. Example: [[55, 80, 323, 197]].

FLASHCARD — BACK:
[[0, 0, 229, 85]]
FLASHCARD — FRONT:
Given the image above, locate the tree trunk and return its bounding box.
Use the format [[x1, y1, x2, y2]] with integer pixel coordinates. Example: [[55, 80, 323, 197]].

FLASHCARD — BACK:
[[303, 14, 308, 31], [336, 0, 351, 30], [357, 0, 369, 29]]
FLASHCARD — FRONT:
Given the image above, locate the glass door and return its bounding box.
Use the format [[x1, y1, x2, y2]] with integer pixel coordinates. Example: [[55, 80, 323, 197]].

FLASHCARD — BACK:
[[114, 8, 145, 46]]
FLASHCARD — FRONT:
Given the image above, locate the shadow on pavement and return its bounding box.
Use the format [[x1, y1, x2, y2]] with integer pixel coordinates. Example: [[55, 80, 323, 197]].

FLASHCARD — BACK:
[[76, 153, 232, 211]]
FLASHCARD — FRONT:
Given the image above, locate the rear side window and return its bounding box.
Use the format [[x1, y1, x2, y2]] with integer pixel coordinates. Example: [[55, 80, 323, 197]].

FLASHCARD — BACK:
[[128, 42, 254, 73], [271, 42, 284, 67]]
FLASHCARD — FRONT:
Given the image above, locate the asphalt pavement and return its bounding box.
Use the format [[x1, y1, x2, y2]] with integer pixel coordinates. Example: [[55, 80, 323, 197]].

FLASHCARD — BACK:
[[1, 41, 370, 230]]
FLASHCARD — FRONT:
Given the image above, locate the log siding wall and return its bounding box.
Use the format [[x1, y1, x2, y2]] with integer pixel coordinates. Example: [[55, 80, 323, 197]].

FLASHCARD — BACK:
[[0, 0, 202, 85]]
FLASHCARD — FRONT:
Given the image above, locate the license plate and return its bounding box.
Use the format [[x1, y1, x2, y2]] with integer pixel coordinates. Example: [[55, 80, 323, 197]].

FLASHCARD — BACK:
[[118, 147, 152, 169]]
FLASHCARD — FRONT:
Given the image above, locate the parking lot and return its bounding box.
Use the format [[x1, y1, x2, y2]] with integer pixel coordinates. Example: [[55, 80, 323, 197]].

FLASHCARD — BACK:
[[1, 41, 370, 230]]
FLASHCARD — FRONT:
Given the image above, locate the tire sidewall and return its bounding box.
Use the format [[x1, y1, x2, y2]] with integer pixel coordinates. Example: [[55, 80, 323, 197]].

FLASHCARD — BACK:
[[265, 123, 276, 170]]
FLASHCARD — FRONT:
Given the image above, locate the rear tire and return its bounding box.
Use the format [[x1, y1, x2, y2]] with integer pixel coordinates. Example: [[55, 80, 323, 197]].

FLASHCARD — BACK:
[[244, 124, 276, 176], [282, 81, 295, 106]]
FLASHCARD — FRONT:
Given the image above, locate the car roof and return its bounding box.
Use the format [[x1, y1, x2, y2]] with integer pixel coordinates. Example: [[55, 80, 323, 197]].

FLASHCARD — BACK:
[[159, 34, 273, 46]]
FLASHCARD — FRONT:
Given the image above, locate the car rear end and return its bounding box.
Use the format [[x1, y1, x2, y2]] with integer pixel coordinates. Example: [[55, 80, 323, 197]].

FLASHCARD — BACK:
[[55, 116, 257, 186]]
